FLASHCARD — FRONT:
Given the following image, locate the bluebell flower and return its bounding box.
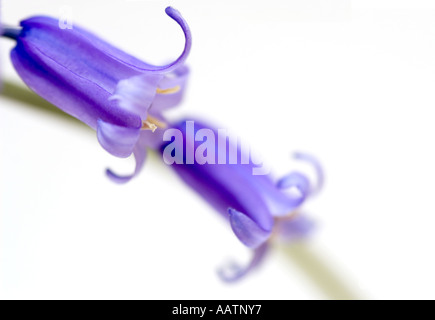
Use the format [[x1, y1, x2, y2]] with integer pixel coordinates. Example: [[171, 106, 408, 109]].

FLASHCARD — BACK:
[[1, 7, 191, 183], [2, 8, 323, 282], [160, 120, 323, 281]]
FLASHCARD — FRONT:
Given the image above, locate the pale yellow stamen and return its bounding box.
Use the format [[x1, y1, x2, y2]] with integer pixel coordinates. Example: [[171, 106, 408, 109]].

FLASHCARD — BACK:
[[141, 121, 157, 132], [275, 209, 300, 223], [141, 115, 167, 132], [156, 85, 181, 95]]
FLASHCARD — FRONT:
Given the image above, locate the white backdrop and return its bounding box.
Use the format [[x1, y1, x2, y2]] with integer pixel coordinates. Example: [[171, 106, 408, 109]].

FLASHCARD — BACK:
[[1, 0, 435, 299]]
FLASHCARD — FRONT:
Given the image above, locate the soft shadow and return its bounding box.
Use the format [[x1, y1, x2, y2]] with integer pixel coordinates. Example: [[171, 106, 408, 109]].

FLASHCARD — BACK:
[[277, 242, 360, 300], [1, 80, 83, 126]]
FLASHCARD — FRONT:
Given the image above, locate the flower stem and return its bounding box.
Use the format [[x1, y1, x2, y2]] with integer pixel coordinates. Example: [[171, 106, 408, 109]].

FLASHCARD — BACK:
[[1, 82, 360, 299], [1, 26, 21, 40], [275, 241, 360, 300], [0, 80, 85, 126]]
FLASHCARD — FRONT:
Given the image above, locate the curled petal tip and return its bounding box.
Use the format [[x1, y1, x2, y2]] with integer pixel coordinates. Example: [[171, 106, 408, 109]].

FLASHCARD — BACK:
[[276, 172, 310, 207], [292, 151, 324, 196], [105, 138, 148, 184], [165, 6, 177, 15], [217, 243, 269, 282], [158, 6, 191, 73], [217, 262, 242, 283], [277, 171, 310, 192], [106, 168, 131, 184]]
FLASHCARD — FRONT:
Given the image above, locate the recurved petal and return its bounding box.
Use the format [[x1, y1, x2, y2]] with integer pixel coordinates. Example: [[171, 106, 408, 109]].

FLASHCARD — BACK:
[[18, 6, 191, 74], [293, 152, 324, 196], [272, 171, 310, 216], [97, 119, 141, 158], [154, 7, 192, 73], [106, 144, 147, 184], [217, 242, 269, 282], [228, 208, 271, 248]]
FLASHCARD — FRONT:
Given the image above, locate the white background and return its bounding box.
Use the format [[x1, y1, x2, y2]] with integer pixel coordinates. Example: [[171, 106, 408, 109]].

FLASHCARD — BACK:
[[1, 0, 435, 299]]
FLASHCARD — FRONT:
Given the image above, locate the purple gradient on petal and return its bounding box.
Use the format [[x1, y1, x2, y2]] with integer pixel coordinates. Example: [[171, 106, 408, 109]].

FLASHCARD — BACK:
[[274, 171, 310, 215], [151, 66, 189, 113], [11, 38, 140, 130], [229, 208, 271, 248], [160, 120, 312, 229], [106, 141, 147, 184], [159, 120, 321, 280], [9, 7, 191, 178], [97, 119, 141, 158], [110, 73, 163, 120], [276, 214, 316, 242], [105, 128, 166, 183], [160, 120, 275, 241], [217, 242, 269, 282], [293, 152, 324, 196]]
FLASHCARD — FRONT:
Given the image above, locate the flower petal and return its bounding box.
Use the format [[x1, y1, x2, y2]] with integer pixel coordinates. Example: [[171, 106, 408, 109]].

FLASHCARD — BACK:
[[160, 120, 276, 243], [160, 120, 275, 234], [104, 129, 160, 183], [151, 66, 189, 113], [151, 7, 192, 73], [10, 24, 141, 129], [137, 124, 166, 150], [11, 6, 192, 130], [18, 6, 191, 74], [293, 152, 324, 196], [106, 145, 147, 184], [97, 119, 140, 158], [275, 214, 316, 242], [110, 73, 163, 120], [228, 208, 271, 248], [217, 243, 269, 282], [273, 172, 310, 216], [277, 172, 310, 192]]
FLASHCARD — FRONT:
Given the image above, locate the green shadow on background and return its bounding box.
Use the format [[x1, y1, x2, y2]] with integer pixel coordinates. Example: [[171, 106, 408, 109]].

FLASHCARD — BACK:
[[1, 80, 83, 126], [277, 242, 360, 300], [2, 81, 360, 299]]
